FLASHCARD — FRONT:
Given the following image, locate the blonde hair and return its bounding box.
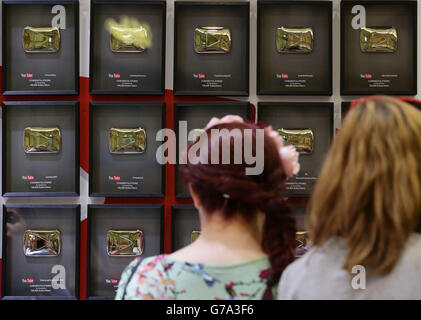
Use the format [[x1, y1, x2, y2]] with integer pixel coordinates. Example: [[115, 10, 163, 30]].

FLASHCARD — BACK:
[[308, 96, 421, 274]]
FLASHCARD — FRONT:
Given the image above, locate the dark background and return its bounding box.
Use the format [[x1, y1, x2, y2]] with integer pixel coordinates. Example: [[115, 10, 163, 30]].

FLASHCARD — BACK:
[[3, 2, 78, 94], [258, 102, 334, 197], [87, 205, 163, 298], [3, 102, 78, 196], [90, 1, 165, 94], [174, 2, 249, 95], [341, 1, 417, 95], [90, 102, 165, 196], [258, 1, 332, 95], [2, 205, 79, 298]]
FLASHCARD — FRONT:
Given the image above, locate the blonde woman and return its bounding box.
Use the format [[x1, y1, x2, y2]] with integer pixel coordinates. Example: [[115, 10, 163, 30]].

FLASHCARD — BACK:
[[278, 96, 421, 299]]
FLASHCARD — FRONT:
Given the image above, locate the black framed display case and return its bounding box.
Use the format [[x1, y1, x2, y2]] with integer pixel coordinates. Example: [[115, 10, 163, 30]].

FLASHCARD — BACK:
[[174, 101, 251, 198], [2, 0, 79, 95], [87, 204, 164, 299], [292, 205, 306, 232], [291, 204, 311, 257], [340, 0, 417, 96], [174, 1, 250, 96], [405, 99, 421, 110], [1, 204, 80, 300], [258, 102, 334, 197], [342, 101, 351, 121], [90, 0, 166, 95], [171, 205, 311, 257], [89, 102, 165, 197], [2, 101, 80, 197], [257, 0, 332, 96], [171, 205, 200, 251]]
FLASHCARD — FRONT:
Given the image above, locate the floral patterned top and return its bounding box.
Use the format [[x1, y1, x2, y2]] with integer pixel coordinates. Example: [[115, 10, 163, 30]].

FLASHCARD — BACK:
[[115, 254, 275, 300]]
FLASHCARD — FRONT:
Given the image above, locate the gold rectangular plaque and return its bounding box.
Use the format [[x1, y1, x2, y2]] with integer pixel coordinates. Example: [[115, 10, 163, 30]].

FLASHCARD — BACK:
[[360, 27, 397, 53], [194, 27, 231, 53], [278, 128, 314, 154], [105, 17, 152, 52], [110, 26, 151, 53], [191, 230, 200, 243], [23, 26, 60, 53], [107, 230, 144, 257], [276, 27, 313, 53], [23, 230, 61, 257], [24, 127, 61, 154], [295, 231, 311, 258], [109, 128, 146, 154]]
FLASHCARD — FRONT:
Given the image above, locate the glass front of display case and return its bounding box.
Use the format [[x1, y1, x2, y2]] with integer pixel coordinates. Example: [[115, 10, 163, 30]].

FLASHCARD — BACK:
[[1, 205, 80, 299], [2, 0, 79, 95]]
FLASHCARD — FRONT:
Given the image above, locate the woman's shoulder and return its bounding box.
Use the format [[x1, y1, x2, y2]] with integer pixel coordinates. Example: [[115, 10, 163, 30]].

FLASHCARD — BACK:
[[124, 254, 169, 277], [277, 239, 349, 299], [138, 254, 169, 269], [115, 254, 175, 300], [278, 234, 421, 299], [395, 233, 421, 269]]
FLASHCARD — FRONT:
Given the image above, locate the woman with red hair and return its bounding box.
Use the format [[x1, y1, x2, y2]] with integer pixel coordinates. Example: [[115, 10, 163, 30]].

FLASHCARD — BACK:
[[116, 115, 300, 300]]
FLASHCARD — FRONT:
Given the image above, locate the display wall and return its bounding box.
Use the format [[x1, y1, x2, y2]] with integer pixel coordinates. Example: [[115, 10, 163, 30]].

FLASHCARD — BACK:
[[0, 0, 420, 300]]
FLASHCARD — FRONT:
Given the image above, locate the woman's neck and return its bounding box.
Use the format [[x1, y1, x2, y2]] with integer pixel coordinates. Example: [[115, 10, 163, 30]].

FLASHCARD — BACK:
[[200, 211, 262, 246], [169, 209, 267, 265]]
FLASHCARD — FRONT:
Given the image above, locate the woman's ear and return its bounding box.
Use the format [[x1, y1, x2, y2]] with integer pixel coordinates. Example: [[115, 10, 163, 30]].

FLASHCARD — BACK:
[[188, 184, 202, 209]]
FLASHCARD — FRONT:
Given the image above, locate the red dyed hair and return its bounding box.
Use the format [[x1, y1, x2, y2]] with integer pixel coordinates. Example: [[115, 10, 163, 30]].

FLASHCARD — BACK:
[[180, 121, 296, 283]]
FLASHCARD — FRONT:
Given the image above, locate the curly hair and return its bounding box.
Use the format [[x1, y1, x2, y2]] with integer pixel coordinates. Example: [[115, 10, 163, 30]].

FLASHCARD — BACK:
[[180, 121, 296, 283]]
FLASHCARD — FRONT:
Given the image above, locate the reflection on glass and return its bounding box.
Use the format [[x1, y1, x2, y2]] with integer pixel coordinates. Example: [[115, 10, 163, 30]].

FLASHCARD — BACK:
[[107, 230, 144, 257], [105, 16, 152, 52], [109, 127, 146, 154], [24, 127, 61, 154], [360, 27, 398, 53], [23, 26, 60, 53], [23, 230, 61, 257], [278, 128, 314, 154], [276, 27, 313, 53], [194, 27, 231, 53]]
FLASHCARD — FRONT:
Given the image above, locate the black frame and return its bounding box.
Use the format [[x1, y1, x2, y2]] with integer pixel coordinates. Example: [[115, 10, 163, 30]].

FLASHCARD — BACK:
[[257, 102, 334, 198], [2, 0, 80, 95], [171, 204, 198, 252], [89, 0, 166, 95], [2, 101, 80, 197], [173, 1, 250, 96], [173, 101, 251, 198], [340, 0, 418, 96], [291, 204, 307, 231], [341, 101, 352, 121], [1, 204, 81, 300], [405, 99, 421, 110], [86, 204, 164, 300], [257, 0, 333, 96], [89, 101, 166, 197]]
